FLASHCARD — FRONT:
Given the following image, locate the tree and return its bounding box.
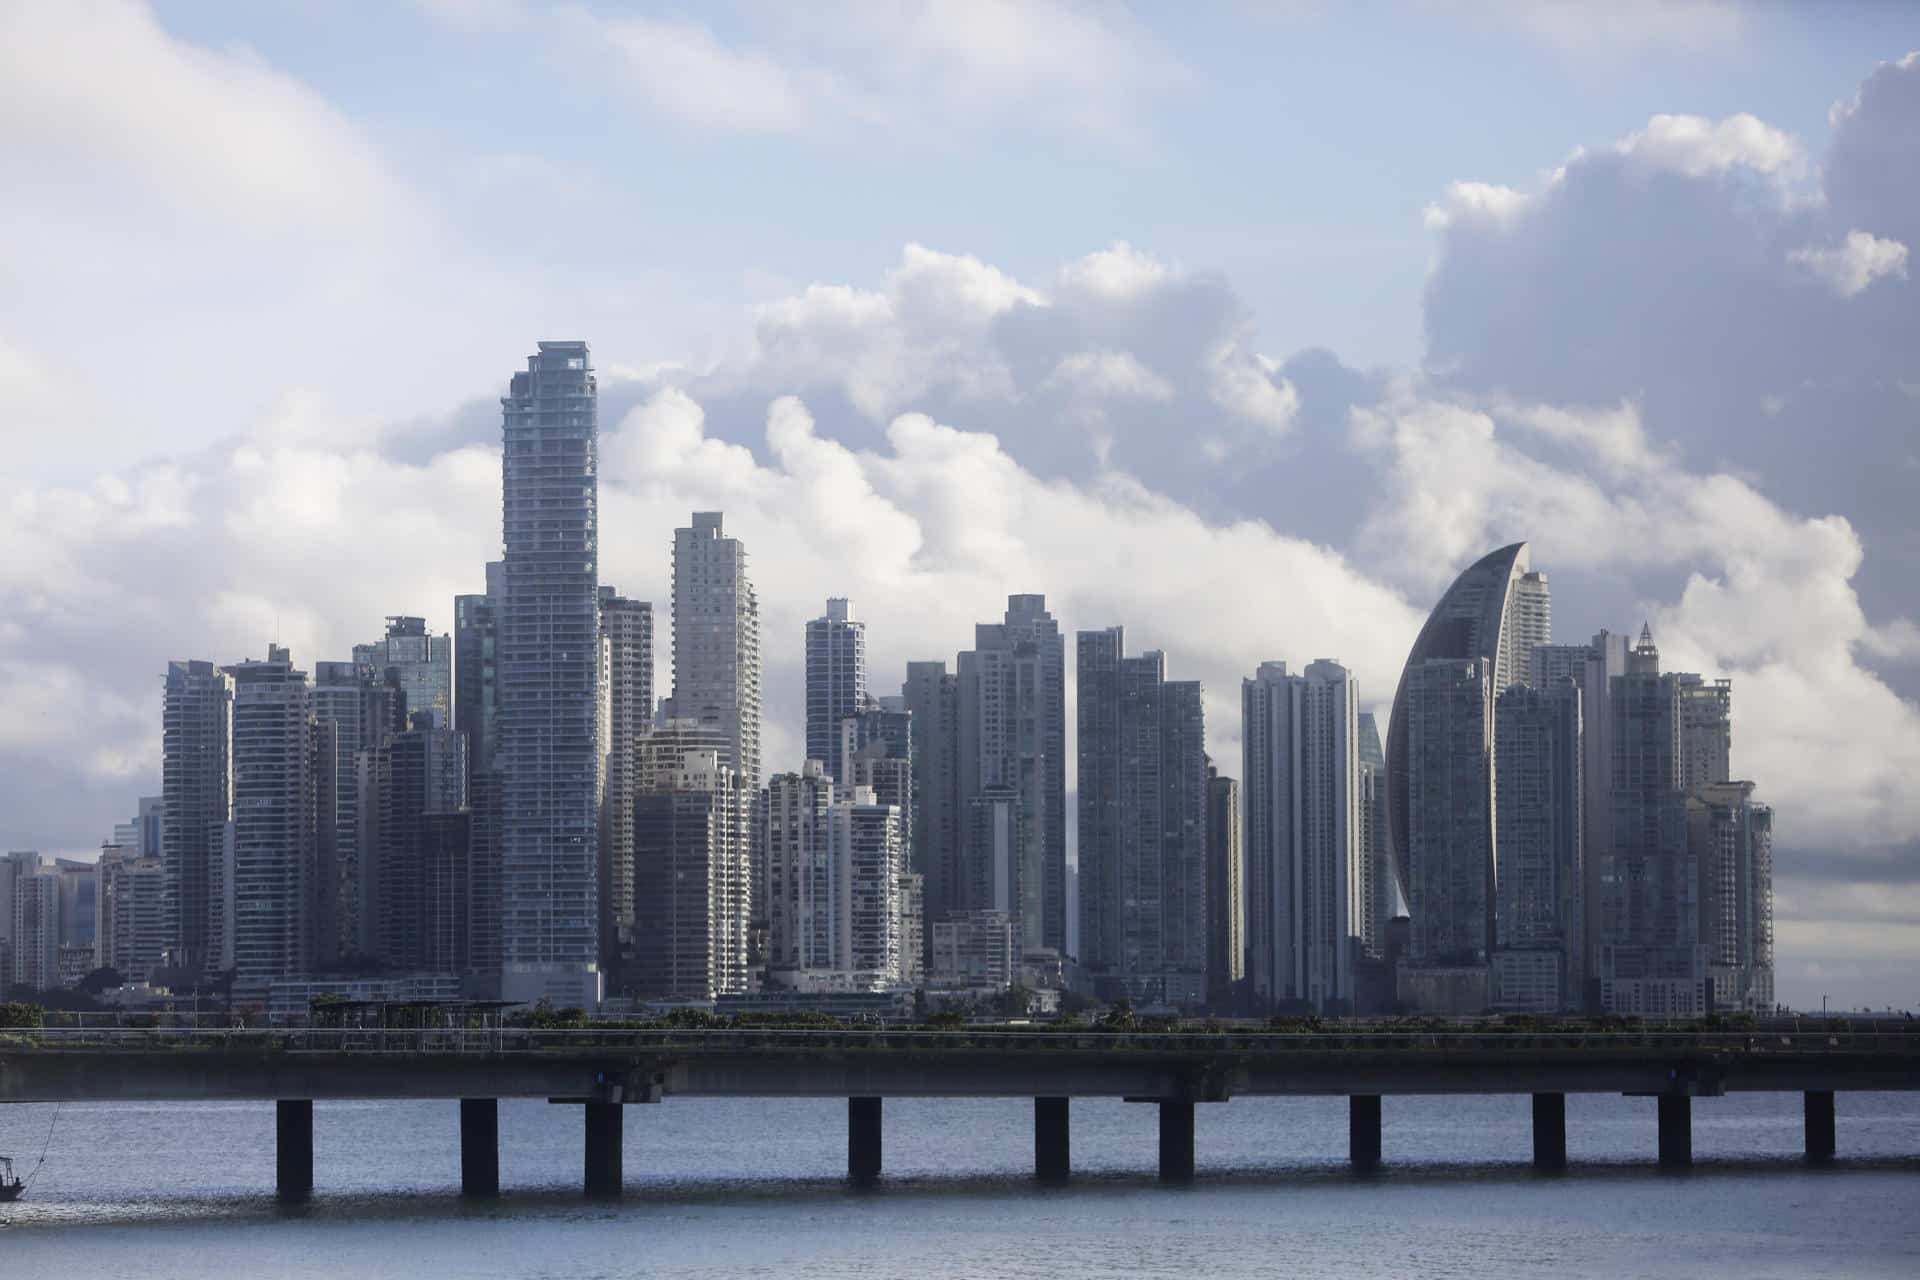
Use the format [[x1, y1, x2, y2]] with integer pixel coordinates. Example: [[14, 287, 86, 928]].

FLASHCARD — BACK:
[[78, 966, 126, 996]]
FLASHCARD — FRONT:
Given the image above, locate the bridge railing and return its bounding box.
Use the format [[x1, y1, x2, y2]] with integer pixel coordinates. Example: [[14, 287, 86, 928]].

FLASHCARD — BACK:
[[6, 1026, 1917, 1056]]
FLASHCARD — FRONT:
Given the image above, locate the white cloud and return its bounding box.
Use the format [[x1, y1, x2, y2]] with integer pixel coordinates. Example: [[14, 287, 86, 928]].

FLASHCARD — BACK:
[[586, 13, 869, 137], [1422, 181, 1533, 232], [1044, 351, 1176, 402], [1789, 230, 1911, 298], [1056, 241, 1173, 301], [1615, 112, 1804, 180], [1445, 0, 1744, 55], [1207, 346, 1300, 432]]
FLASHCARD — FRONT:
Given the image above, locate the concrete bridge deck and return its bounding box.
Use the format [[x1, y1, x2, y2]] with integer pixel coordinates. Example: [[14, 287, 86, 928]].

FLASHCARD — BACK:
[[6, 1027, 1914, 1199]]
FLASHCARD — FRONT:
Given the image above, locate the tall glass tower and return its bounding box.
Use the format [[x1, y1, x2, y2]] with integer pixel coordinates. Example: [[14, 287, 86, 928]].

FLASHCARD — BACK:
[[498, 341, 602, 1007]]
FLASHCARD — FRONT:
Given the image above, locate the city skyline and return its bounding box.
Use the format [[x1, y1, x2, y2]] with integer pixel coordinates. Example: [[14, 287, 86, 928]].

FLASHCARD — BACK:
[[2, 8, 1917, 1013]]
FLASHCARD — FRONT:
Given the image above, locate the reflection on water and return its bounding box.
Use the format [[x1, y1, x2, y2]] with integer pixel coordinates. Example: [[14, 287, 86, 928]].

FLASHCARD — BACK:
[[4, 1094, 1918, 1278]]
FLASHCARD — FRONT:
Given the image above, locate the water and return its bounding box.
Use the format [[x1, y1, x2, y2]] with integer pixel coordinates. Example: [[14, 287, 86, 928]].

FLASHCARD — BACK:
[[4, 1093, 1917, 1277]]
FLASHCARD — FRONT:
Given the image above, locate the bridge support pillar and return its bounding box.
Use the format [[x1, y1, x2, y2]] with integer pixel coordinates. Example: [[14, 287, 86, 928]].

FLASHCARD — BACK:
[[849, 1096, 883, 1184], [1805, 1090, 1836, 1164], [584, 1101, 623, 1197], [461, 1098, 500, 1197], [1158, 1100, 1195, 1183], [1657, 1094, 1692, 1169], [276, 1099, 313, 1204], [1350, 1095, 1382, 1171], [1532, 1093, 1567, 1170], [1035, 1096, 1070, 1183]]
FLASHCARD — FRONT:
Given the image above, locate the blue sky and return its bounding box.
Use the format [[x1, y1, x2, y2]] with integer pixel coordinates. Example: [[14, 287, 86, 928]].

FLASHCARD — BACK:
[[130, 2, 1920, 373], [2, 1, 1918, 1008]]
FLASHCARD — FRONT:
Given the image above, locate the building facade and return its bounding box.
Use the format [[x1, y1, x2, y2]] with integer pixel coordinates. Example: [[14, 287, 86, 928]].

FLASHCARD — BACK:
[[805, 598, 865, 784], [597, 588, 653, 975], [1077, 627, 1209, 1007], [1205, 762, 1244, 998], [1241, 660, 1363, 1012], [497, 341, 602, 1007], [1492, 680, 1584, 1011], [224, 647, 315, 995], [957, 596, 1067, 963], [161, 659, 230, 975]]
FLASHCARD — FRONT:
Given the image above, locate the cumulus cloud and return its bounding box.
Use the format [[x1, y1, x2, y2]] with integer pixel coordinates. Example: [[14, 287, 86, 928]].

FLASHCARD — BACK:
[[1423, 65, 1920, 663], [1788, 230, 1910, 297]]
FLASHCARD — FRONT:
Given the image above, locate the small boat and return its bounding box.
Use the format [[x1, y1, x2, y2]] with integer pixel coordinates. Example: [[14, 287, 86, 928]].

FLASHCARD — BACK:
[[0, 1156, 23, 1202]]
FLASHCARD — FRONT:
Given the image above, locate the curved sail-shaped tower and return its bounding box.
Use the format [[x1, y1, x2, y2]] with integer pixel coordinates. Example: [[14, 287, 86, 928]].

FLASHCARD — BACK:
[[1383, 542, 1533, 897]]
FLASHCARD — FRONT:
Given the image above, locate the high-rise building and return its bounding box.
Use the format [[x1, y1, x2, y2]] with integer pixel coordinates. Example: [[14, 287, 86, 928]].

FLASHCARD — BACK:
[[97, 843, 168, 984], [1690, 780, 1774, 1012], [1535, 630, 1630, 1006], [368, 714, 469, 972], [629, 751, 753, 1001], [8, 863, 60, 992], [1355, 712, 1392, 963], [766, 760, 836, 981], [497, 341, 602, 1008], [1596, 626, 1707, 1017], [1385, 542, 1538, 902], [902, 661, 960, 960], [1241, 660, 1362, 1012], [669, 512, 762, 790], [454, 560, 505, 993], [1077, 627, 1209, 1007], [224, 646, 316, 996], [353, 616, 452, 727], [598, 588, 653, 975], [1205, 761, 1244, 999], [957, 596, 1067, 961], [312, 659, 392, 963], [1399, 656, 1496, 1011], [1492, 680, 1584, 1011], [841, 697, 913, 868], [831, 787, 910, 988], [806, 598, 865, 783], [161, 659, 230, 974], [928, 909, 1015, 990], [1677, 674, 1733, 794], [1504, 570, 1553, 690]]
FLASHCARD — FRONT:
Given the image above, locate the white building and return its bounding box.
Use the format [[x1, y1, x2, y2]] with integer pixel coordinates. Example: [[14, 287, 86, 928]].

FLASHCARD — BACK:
[[1241, 659, 1363, 1012], [98, 844, 169, 984]]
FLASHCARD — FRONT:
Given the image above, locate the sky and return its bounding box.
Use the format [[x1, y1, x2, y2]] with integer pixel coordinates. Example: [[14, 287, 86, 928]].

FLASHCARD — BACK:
[[1, 0, 1916, 1010]]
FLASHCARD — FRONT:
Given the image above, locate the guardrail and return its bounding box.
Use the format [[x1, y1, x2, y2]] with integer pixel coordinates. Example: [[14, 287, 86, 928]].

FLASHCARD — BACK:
[[7, 1027, 1916, 1056]]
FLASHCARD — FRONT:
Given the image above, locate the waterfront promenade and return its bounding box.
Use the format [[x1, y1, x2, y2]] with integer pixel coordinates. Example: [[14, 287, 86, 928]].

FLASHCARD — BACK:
[[5, 1023, 1915, 1199]]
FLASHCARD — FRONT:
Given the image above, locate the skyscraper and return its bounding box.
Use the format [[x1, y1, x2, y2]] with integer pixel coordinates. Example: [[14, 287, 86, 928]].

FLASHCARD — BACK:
[[97, 842, 167, 985], [902, 661, 960, 961], [957, 596, 1067, 962], [598, 588, 653, 975], [1596, 626, 1706, 1016], [1492, 680, 1584, 1011], [1385, 542, 1538, 900], [367, 713, 469, 972], [224, 646, 315, 996], [669, 512, 762, 790], [353, 616, 452, 727], [1355, 712, 1392, 964], [1504, 570, 1553, 690], [1205, 761, 1244, 999], [161, 659, 230, 975], [1077, 627, 1209, 1007], [806, 598, 865, 784], [1690, 780, 1774, 1012], [454, 560, 505, 992], [629, 750, 752, 1001], [1399, 656, 1496, 1011], [497, 341, 602, 1007], [766, 760, 836, 981], [1241, 660, 1362, 1012]]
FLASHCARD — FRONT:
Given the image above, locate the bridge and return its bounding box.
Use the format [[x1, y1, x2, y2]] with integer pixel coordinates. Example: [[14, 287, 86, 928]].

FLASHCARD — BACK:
[[4, 1024, 1916, 1201]]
